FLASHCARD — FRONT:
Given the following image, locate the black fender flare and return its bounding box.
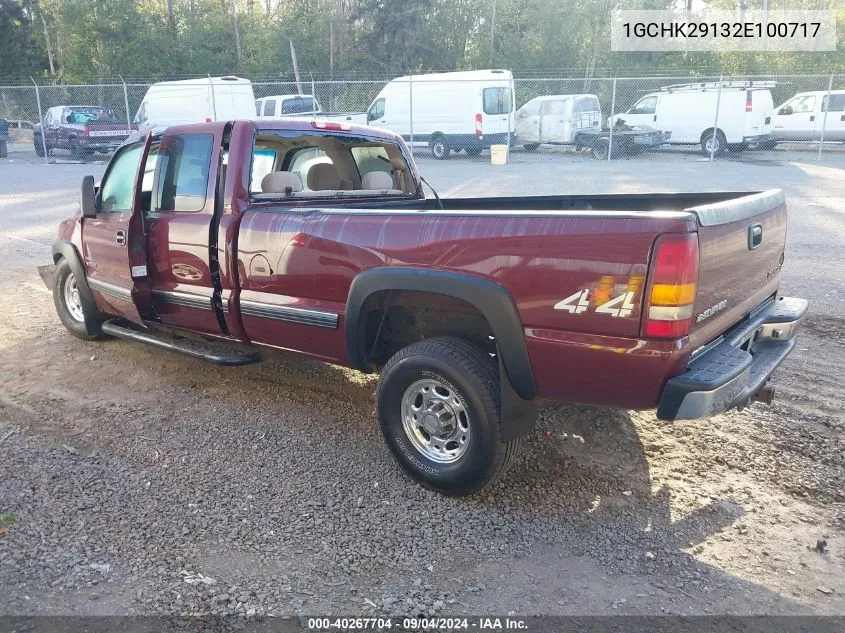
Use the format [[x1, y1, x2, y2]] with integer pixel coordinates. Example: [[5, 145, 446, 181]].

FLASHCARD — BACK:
[[345, 268, 537, 440], [52, 239, 101, 336]]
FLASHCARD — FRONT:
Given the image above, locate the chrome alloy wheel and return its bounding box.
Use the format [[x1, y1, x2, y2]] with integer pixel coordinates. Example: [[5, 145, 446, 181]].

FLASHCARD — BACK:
[[63, 272, 85, 322], [401, 378, 471, 463]]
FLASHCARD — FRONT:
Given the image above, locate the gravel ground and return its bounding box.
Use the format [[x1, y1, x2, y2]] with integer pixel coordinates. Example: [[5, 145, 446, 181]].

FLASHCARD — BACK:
[[0, 149, 843, 619]]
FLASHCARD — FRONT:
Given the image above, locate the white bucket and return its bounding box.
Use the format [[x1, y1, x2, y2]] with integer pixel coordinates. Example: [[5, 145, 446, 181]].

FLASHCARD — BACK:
[[490, 144, 508, 165]]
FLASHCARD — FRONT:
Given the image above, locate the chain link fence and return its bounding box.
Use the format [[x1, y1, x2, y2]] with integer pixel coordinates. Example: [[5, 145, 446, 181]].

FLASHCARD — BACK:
[[1, 73, 843, 164]]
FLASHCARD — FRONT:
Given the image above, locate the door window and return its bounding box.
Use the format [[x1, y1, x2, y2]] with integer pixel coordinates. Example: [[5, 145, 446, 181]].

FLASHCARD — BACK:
[[262, 99, 277, 116], [368, 98, 385, 121], [483, 87, 513, 114], [783, 95, 816, 114], [629, 96, 657, 115], [154, 134, 214, 213], [99, 143, 144, 213], [822, 94, 845, 112], [519, 100, 541, 117]]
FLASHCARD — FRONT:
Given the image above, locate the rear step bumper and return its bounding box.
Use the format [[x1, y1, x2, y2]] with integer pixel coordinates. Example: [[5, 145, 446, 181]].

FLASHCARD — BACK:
[[657, 296, 808, 421], [101, 319, 262, 367]]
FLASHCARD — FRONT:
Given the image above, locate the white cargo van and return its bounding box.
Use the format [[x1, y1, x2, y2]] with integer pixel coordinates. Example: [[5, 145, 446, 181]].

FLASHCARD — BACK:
[[359, 69, 515, 159], [772, 90, 845, 142], [610, 81, 774, 155], [514, 94, 601, 149], [255, 94, 321, 117], [134, 76, 256, 129]]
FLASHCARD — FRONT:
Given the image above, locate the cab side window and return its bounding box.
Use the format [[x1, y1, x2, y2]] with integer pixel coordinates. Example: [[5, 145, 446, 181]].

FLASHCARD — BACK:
[[154, 133, 214, 213], [368, 98, 385, 121], [99, 143, 144, 213], [630, 96, 657, 115]]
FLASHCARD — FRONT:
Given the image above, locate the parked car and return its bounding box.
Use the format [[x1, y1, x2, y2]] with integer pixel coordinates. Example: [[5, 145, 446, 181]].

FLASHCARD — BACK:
[[771, 90, 845, 143], [515, 94, 602, 149], [339, 69, 515, 159], [0, 118, 8, 158], [42, 118, 806, 495], [134, 76, 256, 129], [255, 94, 321, 117], [33, 106, 136, 159], [610, 81, 775, 155]]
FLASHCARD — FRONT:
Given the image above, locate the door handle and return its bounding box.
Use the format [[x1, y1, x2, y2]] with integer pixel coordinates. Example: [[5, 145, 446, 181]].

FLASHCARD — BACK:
[[810, 115, 815, 121], [115, 230, 126, 246], [841, 114, 844, 121], [653, 115, 657, 122], [748, 223, 763, 250]]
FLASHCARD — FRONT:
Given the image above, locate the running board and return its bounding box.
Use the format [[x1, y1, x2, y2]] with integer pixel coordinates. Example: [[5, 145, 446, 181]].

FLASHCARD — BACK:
[[101, 320, 262, 367]]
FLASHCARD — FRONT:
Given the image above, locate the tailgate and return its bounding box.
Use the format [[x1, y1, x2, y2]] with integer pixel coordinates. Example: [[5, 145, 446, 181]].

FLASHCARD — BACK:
[[687, 189, 787, 349], [87, 123, 133, 139]]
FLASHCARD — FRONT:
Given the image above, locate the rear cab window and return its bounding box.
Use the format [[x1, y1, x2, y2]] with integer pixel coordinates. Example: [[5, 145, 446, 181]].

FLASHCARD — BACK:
[[248, 131, 414, 201]]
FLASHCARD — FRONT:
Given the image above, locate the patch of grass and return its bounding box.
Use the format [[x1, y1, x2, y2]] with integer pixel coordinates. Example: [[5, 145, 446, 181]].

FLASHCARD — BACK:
[[0, 511, 17, 528]]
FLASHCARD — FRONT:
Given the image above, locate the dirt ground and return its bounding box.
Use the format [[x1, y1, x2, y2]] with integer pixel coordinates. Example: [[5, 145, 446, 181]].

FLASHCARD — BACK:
[[0, 151, 843, 621]]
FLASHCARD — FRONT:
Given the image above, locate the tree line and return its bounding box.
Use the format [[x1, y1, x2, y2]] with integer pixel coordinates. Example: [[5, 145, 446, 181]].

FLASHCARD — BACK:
[[0, 0, 843, 84]]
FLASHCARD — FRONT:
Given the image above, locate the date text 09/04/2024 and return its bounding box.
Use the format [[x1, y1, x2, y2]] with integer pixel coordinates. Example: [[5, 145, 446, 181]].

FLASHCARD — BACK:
[[306, 617, 528, 630]]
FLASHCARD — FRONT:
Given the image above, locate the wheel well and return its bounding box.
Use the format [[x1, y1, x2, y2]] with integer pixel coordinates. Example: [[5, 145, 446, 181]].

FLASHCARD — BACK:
[[359, 290, 495, 368], [700, 127, 726, 142], [430, 133, 446, 144]]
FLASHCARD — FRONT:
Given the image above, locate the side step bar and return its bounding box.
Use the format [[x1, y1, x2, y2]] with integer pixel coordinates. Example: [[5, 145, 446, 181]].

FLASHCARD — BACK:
[[101, 319, 262, 367]]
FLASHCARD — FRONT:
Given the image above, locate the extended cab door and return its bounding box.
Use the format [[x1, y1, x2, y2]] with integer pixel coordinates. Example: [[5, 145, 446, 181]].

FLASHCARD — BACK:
[[143, 124, 226, 335], [82, 134, 154, 324], [539, 98, 569, 143]]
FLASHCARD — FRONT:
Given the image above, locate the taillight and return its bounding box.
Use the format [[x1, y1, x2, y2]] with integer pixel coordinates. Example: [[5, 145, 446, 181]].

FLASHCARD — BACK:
[[745, 90, 753, 112], [643, 233, 699, 339], [475, 113, 482, 136], [82, 125, 90, 137]]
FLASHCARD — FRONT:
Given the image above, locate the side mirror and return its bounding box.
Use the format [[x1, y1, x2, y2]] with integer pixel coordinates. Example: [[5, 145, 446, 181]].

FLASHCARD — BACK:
[[778, 106, 793, 116], [81, 175, 97, 218]]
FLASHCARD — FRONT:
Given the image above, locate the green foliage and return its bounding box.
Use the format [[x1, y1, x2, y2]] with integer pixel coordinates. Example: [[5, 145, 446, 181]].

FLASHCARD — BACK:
[[0, 0, 842, 83]]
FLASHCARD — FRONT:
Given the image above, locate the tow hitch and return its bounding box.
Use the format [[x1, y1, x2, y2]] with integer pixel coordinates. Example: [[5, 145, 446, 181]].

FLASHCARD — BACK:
[[751, 384, 776, 405]]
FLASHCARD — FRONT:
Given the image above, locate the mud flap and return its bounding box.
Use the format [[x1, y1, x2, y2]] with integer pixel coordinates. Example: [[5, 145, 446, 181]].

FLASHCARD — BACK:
[[38, 264, 56, 289], [498, 353, 537, 442]]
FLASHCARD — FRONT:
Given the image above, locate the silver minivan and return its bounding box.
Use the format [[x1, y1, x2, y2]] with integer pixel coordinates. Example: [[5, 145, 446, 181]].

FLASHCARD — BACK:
[[514, 94, 602, 149]]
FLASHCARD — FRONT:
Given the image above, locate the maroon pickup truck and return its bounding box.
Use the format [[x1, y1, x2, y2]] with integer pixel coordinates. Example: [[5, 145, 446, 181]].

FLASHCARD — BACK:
[[43, 119, 807, 495], [34, 106, 136, 159]]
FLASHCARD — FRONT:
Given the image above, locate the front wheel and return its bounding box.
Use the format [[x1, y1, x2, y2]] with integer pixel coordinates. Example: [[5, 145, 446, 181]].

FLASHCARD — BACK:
[[53, 258, 106, 340], [377, 337, 521, 496], [34, 134, 45, 157]]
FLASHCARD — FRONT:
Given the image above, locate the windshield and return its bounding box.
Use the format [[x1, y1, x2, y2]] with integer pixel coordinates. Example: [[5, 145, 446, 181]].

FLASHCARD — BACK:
[[66, 107, 116, 124]]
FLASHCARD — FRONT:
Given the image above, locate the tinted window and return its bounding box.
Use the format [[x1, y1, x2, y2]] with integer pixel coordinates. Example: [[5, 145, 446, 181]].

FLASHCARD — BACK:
[[519, 100, 541, 117], [630, 96, 657, 115], [262, 99, 277, 116], [483, 87, 513, 115], [282, 97, 318, 114], [99, 143, 143, 213], [822, 94, 845, 112], [154, 134, 213, 213]]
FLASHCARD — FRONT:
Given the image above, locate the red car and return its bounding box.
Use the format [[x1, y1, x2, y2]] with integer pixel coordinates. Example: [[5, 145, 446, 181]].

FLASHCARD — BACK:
[[42, 119, 807, 495]]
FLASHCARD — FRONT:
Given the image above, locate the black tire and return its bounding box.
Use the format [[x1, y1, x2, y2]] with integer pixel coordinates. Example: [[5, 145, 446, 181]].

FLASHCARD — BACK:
[[70, 137, 91, 161], [377, 336, 521, 496], [592, 138, 609, 159], [0, 139, 7, 158], [34, 134, 44, 157], [700, 129, 727, 156], [464, 148, 482, 156], [430, 136, 450, 160], [53, 258, 106, 341], [523, 143, 540, 151]]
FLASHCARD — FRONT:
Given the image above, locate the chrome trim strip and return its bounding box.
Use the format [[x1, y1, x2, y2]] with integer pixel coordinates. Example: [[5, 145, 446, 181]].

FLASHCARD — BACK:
[[686, 189, 784, 227], [88, 277, 132, 301], [239, 300, 338, 328], [152, 289, 213, 311]]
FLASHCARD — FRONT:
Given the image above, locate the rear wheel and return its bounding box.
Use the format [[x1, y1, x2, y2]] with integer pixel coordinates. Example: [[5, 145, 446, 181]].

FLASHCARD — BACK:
[[70, 138, 92, 161], [377, 336, 521, 496], [34, 134, 44, 157], [592, 138, 610, 159], [700, 129, 727, 156], [430, 136, 450, 160], [53, 258, 107, 340]]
